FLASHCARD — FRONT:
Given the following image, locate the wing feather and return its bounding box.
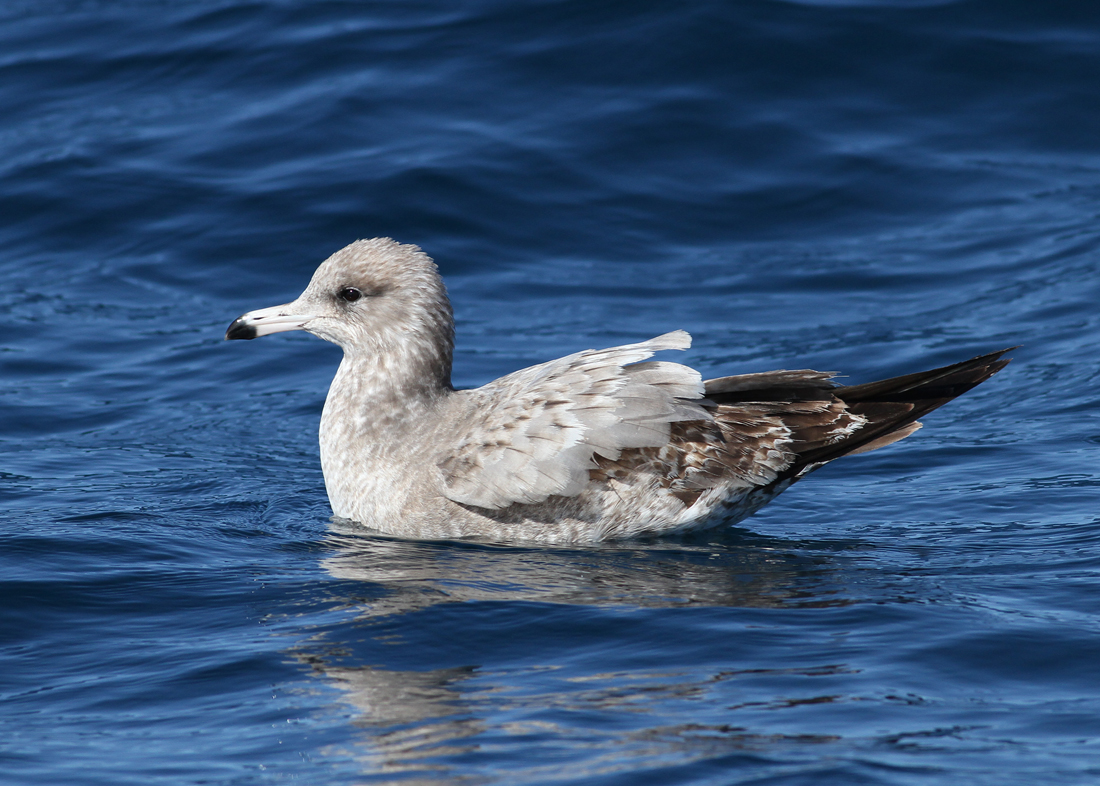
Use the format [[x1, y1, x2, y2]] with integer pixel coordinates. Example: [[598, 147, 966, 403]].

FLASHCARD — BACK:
[[438, 331, 709, 509]]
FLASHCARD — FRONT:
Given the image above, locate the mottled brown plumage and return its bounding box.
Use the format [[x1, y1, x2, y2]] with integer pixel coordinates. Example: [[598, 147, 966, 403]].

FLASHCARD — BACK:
[[589, 349, 1011, 516]]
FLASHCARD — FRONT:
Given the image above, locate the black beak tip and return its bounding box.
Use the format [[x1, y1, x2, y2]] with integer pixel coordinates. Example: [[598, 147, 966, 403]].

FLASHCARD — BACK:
[[225, 318, 257, 341]]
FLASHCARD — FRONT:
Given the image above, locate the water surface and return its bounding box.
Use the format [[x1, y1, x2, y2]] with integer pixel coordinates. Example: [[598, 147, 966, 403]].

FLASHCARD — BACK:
[[3, 1, 1100, 783]]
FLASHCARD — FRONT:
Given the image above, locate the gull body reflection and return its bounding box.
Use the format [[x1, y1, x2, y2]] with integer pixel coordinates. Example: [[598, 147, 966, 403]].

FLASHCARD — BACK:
[[290, 521, 862, 782]]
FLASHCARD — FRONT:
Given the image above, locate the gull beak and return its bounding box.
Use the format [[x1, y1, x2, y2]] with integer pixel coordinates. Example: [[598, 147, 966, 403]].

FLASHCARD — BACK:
[[225, 303, 318, 340]]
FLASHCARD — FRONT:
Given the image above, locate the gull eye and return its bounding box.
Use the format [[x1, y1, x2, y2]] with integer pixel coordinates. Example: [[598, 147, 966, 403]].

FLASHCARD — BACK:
[[338, 287, 362, 303]]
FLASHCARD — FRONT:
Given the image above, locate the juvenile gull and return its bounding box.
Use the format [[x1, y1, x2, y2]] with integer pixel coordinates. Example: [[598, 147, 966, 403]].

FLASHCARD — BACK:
[[226, 238, 1011, 543]]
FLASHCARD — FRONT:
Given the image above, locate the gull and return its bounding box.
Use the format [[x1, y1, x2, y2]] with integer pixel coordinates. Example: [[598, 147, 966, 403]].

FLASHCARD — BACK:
[[226, 238, 1011, 543]]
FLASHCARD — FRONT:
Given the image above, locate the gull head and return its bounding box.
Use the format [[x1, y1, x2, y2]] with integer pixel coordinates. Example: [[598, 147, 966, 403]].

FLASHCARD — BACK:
[[225, 238, 454, 358]]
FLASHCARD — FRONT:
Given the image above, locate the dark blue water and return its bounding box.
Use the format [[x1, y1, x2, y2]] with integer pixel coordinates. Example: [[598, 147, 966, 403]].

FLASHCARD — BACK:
[[4, 1, 1100, 783]]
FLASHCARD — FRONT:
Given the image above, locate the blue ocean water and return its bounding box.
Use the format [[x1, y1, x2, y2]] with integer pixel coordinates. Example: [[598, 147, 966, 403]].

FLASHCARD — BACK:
[[3, 0, 1100, 783]]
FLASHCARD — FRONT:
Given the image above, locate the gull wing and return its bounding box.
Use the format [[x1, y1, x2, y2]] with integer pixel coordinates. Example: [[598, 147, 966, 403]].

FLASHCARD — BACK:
[[438, 331, 709, 510]]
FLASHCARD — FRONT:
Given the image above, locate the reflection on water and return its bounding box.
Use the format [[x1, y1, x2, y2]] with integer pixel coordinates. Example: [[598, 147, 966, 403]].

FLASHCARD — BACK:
[[320, 520, 861, 612], [296, 657, 484, 783], [288, 524, 863, 780]]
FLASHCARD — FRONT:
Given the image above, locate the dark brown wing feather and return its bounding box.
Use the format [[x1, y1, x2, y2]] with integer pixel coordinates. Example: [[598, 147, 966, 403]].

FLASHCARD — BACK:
[[705, 347, 1015, 486]]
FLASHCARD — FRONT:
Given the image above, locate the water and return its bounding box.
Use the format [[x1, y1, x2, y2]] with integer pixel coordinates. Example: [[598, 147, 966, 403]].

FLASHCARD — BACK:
[[3, 1, 1100, 783]]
